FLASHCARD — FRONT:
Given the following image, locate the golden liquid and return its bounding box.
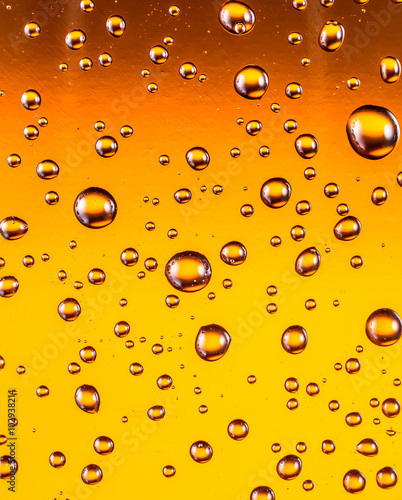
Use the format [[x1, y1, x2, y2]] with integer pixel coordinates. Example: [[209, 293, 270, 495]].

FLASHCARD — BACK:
[[0, 0, 402, 498]]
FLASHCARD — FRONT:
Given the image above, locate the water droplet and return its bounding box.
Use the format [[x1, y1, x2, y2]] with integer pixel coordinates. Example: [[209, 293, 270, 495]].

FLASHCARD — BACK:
[[80, 0, 95, 12], [260, 178, 292, 208], [281, 325, 308, 354], [36, 160, 59, 180], [74, 187, 117, 229], [346, 105, 400, 160], [241, 204, 254, 217], [24, 21, 40, 38], [346, 412, 362, 427], [150, 45, 169, 64], [21, 89, 41, 110], [376, 466, 398, 489], [190, 441, 213, 463], [165, 295, 180, 308], [65, 29, 86, 50], [295, 247, 321, 276], [0, 276, 19, 298], [75, 384, 100, 413], [285, 377, 299, 393], [95, 136, 118, 157], [0, 217, 28, 240], [165, 251, 211, 292], [343, 470, 366, 493], [157, 374, 173, 390], [246, 120, 262, 136], [324, 183, 339, 198], [372, 187, 388, 205], [319, 21, 345, 52], [120, 125, 133, 138], [121, 248, 138, 266], [68, 362, 81, 374], [276, 455, 302, 480], [45, 191, 59, 205], [82, 464, 103, 484], [174, 188, 192, 204], [79, 346, 97, 363], [219, 1, 255, 35], [94, 436, 114, 455], [290, 225, 306, 242], [303, 480, 314, 491], [114, 321, 130, 338], [99, 52, 113, 67], [7, 154, 21, 168], [306, 382, 320, 396], [179, 62, 197, 79], [106, 15, 126, 37], [220, 241, 247, 265], [380, 56, 401, 84], [234, 65, 269, 99], [259, 146, 270, 157], [288, 32, 303, 45], [195, 324, 231, 361], [333, 216, 361, 241], [365, 308, 402, 346], [228, 419, 249, 440], [250, 486, 275, 499], [0, 456, 18, 478], [382, 398, 400, 417], [58, 298, 81, 321], [285, 82, 303, 98], [162, 465, 176, 477], [345, 358, 360, 374], [129, 363, 143, 375], [186, 147, 210, 170], [147, 405, 165, 421], [356, 438, 378, 456], [295, 134, 318, 159], [347, 77, 360, 90], [322, 440, 335, 454], [79, 57, 93, 71], [49, 452, 66, 468]]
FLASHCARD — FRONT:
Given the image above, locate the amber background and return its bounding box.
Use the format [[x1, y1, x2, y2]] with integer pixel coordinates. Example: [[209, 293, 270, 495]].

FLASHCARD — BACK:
[[0, 0, 401, 498]]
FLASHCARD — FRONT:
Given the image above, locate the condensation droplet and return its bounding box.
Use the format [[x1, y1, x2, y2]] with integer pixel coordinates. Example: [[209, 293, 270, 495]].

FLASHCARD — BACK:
[[165, 251, 212, 292], [219, 1, 256, 35], [234, 65, 269, 99], [295, 247, 321, 277], [74, 187, 117, 229], [190, 441, 213, 463], [365, 308, 402, 346], [75, 384, 100, 414], [319, 21, 345, 52]]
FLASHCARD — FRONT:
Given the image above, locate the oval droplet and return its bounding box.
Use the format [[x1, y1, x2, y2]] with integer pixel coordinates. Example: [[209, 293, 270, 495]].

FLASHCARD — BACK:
[[356, 438, 378, 456], [93, 436, 114, 455], [343, 470, 366, 493], [220, 241, 247, 265], [219, 1, 256, 35], [319, 21, 345, 52], [380, 56, 401, 84], [75, 384, 100, 414], [295, 247, 321, 277], [0, 217, 28, 240], [174, 188, 192, 204], [234, 65, 269, 99], [333, 216, 361, 241], [365, 308, 402, 346], [165, 251, 212, 292], [74, 187, 117, 229], [195, 324, 231, 361]]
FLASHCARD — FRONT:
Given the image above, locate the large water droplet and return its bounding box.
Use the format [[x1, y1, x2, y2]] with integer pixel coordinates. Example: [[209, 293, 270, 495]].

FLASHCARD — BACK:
[[343, 470, 366, 493], [356, 438, 378, 456], [165, 251, 212, 292], [74, 187, 117, 229], [260, 178, 292, 208], [75, 384, 100, 413], [220, 241, 247, 265], [195, 324, 231, 361], [295, 247, 321, 276], [227, 419, 249, 440], [234, 65, 269, 99], [21, 89, 41, 110], [65, 29, 86, 50], [276, 455, 302, 480], [189, 441, 213, 463], [346, 105, 400, 160], [333, 216, 361, 241], [365, 308, 402, 346], [319, 21, 345, 52], [376, 466, 398, 489], [37, 160, 59, 180], [149, 45, 169, 64], [295, 134, 318, 159], [382, 397, 400, 417], [250, 486, 275, 499], [0, 217, 28, 240], [281, 325, 308, 354], [219, 1, 255, 35], [186, 147, 210, 170], [0, 277, 19, 298], [81, 464, 103, 484], [58, 298, 81, 321], [380, 56, 401, 84]]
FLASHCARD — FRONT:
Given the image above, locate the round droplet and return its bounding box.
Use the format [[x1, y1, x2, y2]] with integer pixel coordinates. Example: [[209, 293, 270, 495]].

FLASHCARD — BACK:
[[285, 82, 303, 99], [219, 1, 255, 35], [260, 178, 292, 208], [190, 441, 213, 463], [129, 363, 143, 375], [88, 268, 105, 285], [114, 321, 130, 338], [334, 216, 361, 241], [179, 62, 197, 79], [162, 465, 176, 477], [234, 65, 269, 99], [80, 0, 95, 13], [295, 247, 321, 277], [95, 136, 118, 157], [246, 120, 262, 136], [295, 134, 318, 159], [165, 251, 212, 292], [250, 486, 275, 499], [324, 183, 339, 198], [195, 324, 231, 361], [120, 125, 133, 138], [241, 204, 254, 217], [21, 89, 41, 110], [259, 146, 270, 157], [281, 326, 307, 354], [0, 217, 28, 240], [106, 15, 126, 37], [79, 346, 97, 363], [65, 29, 86, 50], [347, 77, 360, 90], [380, 56, 401, 84], [285, 377, 299, 393], [121, 248, 138, 266], [345, 358, 360, 374], [288, 32, 303, 45], [322, 440, 335, 454], [306, 382, 320, 396], [79, 57, 93, 71], [58, 298, 81, 321], [220, 241, 247, 265], [382, 398, 400, 417], [75, 385, 100, 413], [150, 45, 169, 64], [94, 436, 114, 455], [165, 295, 180, 308], [228, 419, 249, 440], [276, 455, 302, 480], [365, 308, 402, 346], [7, 154, 21, 168], [346, 412, 362, 427], [291, 225, 306, 242], [49, 452, 66, 468], [24, 21, 41, 38], [82, 464, 102, 485], [99, 52, 113, 67], [372, 187, 388, 205], [174, 188, 192, 204], [346, 105, 400, 160], [319, 21, 345, 52], [376, 466, 398, 489], [74, 187, 117, 229], [356, 438, 378, 456], [68, 362, 81, 374], [37, 160, 59, 180], [186, 147, 210, 170], [157, 374, 173, 390], [303, 480, 314, 491], [343, 470, 366, 493], [0, 456, 18, 478], [350, 255, 363, 269]]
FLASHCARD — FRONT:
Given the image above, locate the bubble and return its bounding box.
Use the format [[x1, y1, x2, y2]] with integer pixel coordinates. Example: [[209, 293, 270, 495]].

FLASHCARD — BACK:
[[346, 105, 400, 160], [231, 148, 241, 158], [372, 187, 388, 205], [345, 358, 360, 374], [129, 363, 143, 375], [74, 187, 117, 229], [23, 125, 39, 140], [260, 178, 292, 209], [303, 480, 314, 491], [285, 82, 303, 99], [285, 377, 299, 393], [295, 247, 321, 277], [219, 1, 255, 35], [157, 374, 173, 390], [45, 191, 59, 205], [295, 134, 318, 159], [195, 324, 231, 361], [165, 251, 211, 292], [319, 21, 345, 52], [21, 89, 41, 110], [162, 465, 176, 478], [0, 456, 18, 478], [276, 455, 302, 480], [290, 225, 306, 242], [164, 36, 174, 45], [322, 440, 335, 454], [382, 398, 400, 417], [106, 15, 126, 37], [306, 382, 320, 396], [166, 295, 180, 308], [346, 412, 362, 427], [179, 62, 197, 79], [7, 154, 21, 168], [114, 321, 130, 338], [169, 5, 180, 15], [347, 77, 360, 90], [82, 464, 103, 485], [248, 375, 256, 384], [380, 56, 401, 84], [220, 241, 247, 265], [329, 400, 340, 411], [186, 147, 210, 170], [58, 298, 81, 321], [81, 0, 95, 12], [150, 45, 169, 64], [227, 419, 249, 440], [88, 268, 105, 285], [250, 486, 275, 499], [174, 188, 192, 204], [324, 183, 339, 198], [288, 32, 303, 45], [79, 346, 97, 363], [259, 146, 270, 157], [376, 466, 398, 489], [75, 385, 100, 413], [35, 159, 59, 180], [79, 57, 93, 71], [120, 125, 133, 138], [365, 308, 402, 346], [99, 52, 112, 67], [190, 441, 213, 463], [246, 120, 262, 136], [356, 438, 378, 456], [65, 29, 86, 50], [22, 255, 34, 268], [333, 216, 361, 241], [95, 136, 118, 157], [281, 325, 307, 354], [94, 436, 114, 455], [59, 63, 68, 71], [234, 65, 269, 99], [24, 21, 41, 38], [343, 470, 366, 493], [283, 119, 298, 133], [147, 406, 165, 421], [49, 451, 66, 468], [68, 362, 81, 374], [121, 248, 138, 266], [241, 204, 254, 217], [0, 217, 28, 240]]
